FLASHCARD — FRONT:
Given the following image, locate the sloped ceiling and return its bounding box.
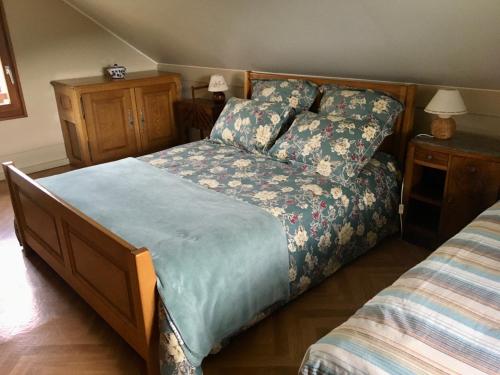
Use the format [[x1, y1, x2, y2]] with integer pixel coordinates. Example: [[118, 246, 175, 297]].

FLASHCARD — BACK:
[[65, 0, 500, 89]]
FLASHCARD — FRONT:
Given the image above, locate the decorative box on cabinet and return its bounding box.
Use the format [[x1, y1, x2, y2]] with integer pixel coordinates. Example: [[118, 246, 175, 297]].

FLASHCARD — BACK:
[[51, 71, 181, 166], [402, 133, 500, 249]]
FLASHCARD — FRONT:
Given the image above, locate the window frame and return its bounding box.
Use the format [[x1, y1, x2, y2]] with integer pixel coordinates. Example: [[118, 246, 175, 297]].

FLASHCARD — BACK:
[[0, 0, 26, 120]]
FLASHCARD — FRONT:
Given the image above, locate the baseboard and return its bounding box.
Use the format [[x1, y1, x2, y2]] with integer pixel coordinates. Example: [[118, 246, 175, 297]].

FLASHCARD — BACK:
[[0, 143, 69, 180]]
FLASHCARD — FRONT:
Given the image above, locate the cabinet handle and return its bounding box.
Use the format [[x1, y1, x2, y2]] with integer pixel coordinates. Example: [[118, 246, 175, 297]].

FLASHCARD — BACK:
[[426, 154, 433, 160], [140, 111, 145, 128], [128, 110, 134, 127], [447, 196, 454, 204], [467, 166, 477, 174]]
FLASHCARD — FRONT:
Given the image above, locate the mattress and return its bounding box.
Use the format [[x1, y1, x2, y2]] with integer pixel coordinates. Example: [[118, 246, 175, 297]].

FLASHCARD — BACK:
[[139, 139, 402, 374], [300, 201, 500, 375]]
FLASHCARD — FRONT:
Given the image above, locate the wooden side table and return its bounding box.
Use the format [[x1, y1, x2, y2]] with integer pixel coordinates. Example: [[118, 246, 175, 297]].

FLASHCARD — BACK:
[[174, 98, 225, 143], [402, 132, 500, 249]]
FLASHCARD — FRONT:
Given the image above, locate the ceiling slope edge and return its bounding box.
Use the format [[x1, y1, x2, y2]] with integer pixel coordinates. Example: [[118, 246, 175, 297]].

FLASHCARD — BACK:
[[60, 0, 158, 65]]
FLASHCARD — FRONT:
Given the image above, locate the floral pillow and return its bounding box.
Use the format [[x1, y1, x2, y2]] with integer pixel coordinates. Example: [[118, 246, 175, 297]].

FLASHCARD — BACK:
[[269, 111, 394, 184], [251, 79, 319, 113], [210, 97, 294, 154], [319, 84, 403, 126]]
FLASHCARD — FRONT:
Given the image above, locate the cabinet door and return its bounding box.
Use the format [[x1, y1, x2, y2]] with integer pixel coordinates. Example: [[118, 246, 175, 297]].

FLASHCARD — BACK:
[[440, 156, 500, 240], [135, 83, 178, 153], [82, 89, 139, 163]]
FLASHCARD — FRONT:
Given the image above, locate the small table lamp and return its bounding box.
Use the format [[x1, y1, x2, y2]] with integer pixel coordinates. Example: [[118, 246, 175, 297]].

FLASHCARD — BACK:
[[208, 74, 228, 105], [424, 89, 467, 139]]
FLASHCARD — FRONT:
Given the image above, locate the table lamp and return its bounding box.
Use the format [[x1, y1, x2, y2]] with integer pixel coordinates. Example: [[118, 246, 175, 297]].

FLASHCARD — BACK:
[[208, 74, 228, 104], [424, 89, 467, 139]]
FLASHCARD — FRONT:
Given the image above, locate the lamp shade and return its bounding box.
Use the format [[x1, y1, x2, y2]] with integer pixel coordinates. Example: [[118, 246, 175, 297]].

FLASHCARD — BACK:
[[424, 89, 467, 118], [208, 75, 228, 92]]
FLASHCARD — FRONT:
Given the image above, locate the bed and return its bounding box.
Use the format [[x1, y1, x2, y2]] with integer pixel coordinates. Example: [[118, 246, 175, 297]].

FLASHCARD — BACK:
[[300, 200, 500, 375], [2, 71, 416, 374]]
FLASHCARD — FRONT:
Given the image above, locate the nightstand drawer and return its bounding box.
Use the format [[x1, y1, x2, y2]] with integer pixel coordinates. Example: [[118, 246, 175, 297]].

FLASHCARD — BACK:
[[414, 147, 449, 168], [440, 156, 500, 240]]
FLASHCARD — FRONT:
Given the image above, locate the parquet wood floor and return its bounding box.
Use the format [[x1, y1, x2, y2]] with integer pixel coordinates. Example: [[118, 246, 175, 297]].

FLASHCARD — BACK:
[[0, 166, 430, 374]]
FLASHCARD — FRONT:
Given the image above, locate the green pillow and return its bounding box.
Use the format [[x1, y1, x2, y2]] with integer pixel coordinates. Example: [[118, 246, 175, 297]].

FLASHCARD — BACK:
[[319, 84, 403, 126], [269, 111, 395, 183], [251, 79, 319, 113], [210, 97, 294, 154]]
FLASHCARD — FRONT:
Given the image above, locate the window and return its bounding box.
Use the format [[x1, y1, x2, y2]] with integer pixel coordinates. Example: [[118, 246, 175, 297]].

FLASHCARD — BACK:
[[0, 1, 26, 120]]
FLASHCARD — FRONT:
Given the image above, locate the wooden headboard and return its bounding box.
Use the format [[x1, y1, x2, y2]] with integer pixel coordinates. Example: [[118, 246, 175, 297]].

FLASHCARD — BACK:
[[243, 71, 417, 166]]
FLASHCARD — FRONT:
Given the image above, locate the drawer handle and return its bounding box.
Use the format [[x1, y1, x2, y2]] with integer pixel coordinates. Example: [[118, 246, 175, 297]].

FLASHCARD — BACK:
[[467, 166, 477, 174], [426, 154, 433, 160]]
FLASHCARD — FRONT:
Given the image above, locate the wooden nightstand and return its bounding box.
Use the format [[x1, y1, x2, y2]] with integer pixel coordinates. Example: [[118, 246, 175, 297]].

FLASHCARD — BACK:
[[402, 132, 500, 249], [174, 98, 225, 143]]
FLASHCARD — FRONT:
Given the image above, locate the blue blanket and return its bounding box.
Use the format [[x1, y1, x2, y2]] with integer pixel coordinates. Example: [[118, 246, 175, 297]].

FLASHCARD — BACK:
[[37, 157, 289, 367]]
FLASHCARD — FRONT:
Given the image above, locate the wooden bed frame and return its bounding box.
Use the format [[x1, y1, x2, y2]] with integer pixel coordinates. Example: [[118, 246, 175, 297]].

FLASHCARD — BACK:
[[3, 71, 416, 374]]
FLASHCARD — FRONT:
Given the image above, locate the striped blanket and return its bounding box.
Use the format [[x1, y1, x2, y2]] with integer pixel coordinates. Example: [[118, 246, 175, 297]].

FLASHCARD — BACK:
[[300, 201, 500, 375]]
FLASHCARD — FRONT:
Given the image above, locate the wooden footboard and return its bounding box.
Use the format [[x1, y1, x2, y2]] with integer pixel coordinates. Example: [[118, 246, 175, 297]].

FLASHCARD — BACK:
[[2, 162, 159, 375]]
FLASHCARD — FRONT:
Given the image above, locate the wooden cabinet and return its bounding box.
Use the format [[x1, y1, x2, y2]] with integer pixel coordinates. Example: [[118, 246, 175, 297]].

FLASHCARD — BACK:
[[402, 133, 500, 249], [135, 83, 178, 151], [81, 89, 139, 164], [52, 71, 181, 166]]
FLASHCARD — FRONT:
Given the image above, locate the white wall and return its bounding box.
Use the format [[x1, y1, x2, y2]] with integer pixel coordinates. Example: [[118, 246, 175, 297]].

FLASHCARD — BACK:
[[0, 0, 156, 178], [1, 0, 498, 181], [64, 0, 500, 140], [66, 0, 500, 90], [158, 63, 500, 140]]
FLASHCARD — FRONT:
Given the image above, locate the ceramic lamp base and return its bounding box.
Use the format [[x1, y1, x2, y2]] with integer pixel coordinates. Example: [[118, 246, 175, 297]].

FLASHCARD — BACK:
[[212, 92, 226, 105], [431, 117, 456, 140]]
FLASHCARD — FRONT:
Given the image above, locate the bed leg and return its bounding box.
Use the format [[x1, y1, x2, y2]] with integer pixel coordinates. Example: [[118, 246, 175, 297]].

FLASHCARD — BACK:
[[22, 244, 34, 257], [144, 329, 160, 375], [14, 219, 22, 245], [14, 219, 33, 256], [146, 359, 160, 375], [145, 349, 160, 375]]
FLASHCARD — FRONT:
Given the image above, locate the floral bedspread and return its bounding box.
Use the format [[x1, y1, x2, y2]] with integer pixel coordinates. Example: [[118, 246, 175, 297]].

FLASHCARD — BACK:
[[138, 139, 401, 374]]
